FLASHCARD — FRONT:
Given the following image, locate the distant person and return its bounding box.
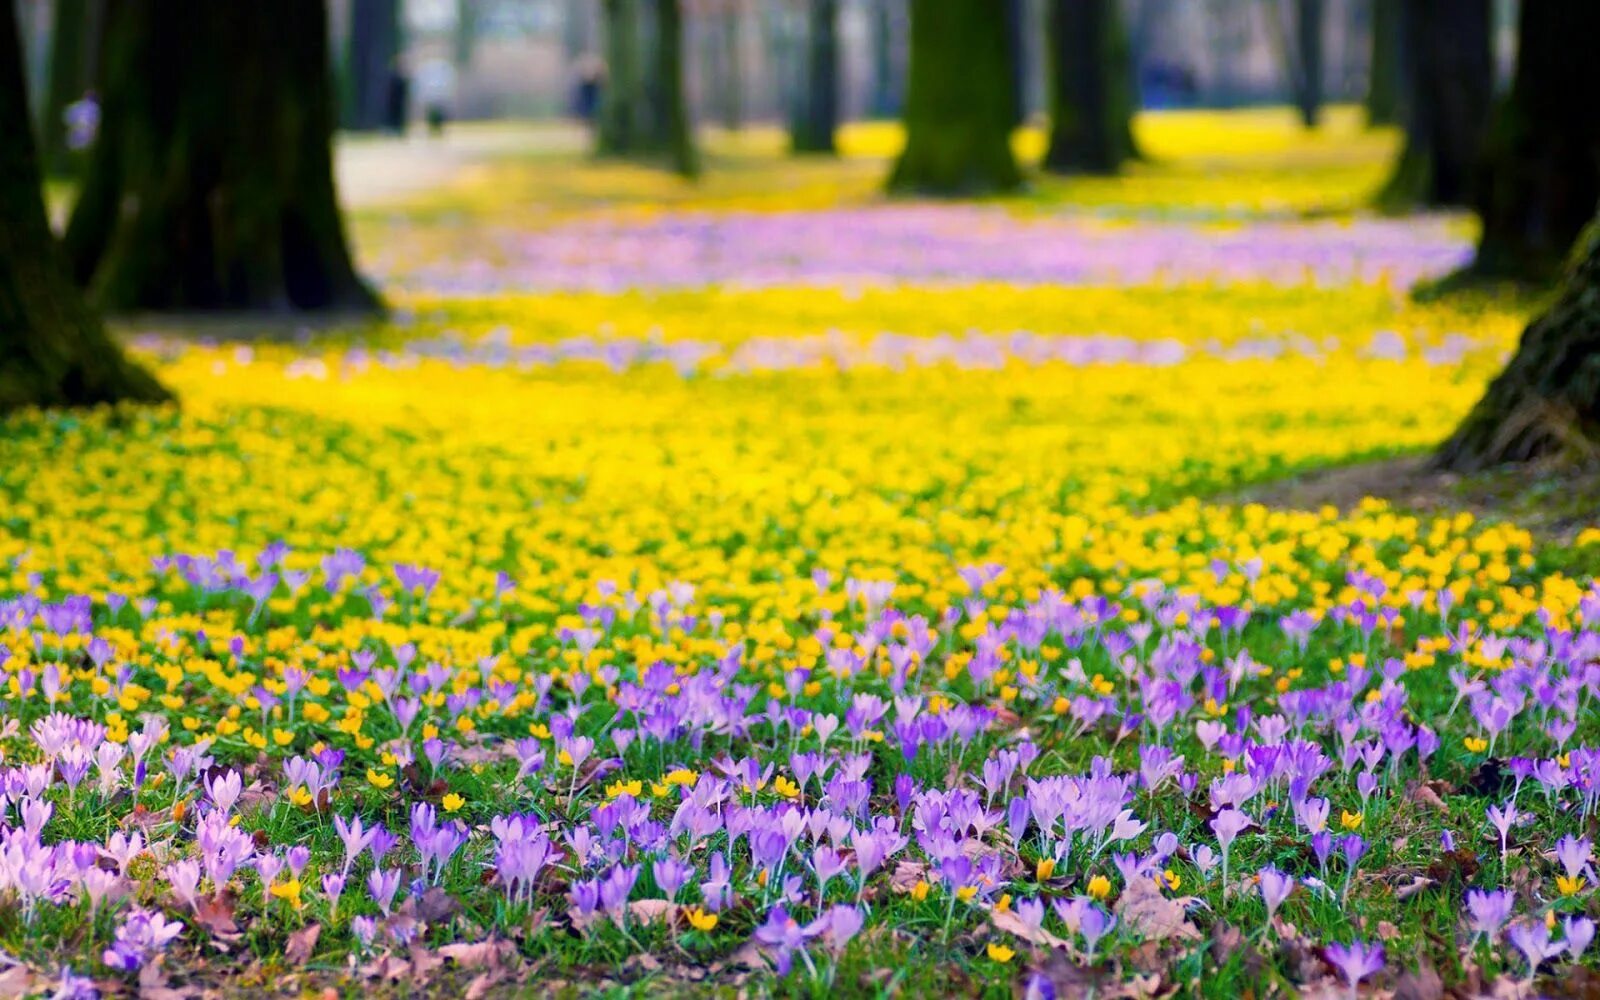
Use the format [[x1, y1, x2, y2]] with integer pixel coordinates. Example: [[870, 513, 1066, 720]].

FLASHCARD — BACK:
[[572, 53, 605, 123], [415, 57, 456, 137], [63, 91, 100, 150]]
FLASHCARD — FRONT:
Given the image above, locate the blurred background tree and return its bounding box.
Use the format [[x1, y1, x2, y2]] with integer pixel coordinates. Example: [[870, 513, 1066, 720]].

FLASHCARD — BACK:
[[61, 0, 379, 313], [888, 0, 1020, 194], [0, 0, 168, 409]]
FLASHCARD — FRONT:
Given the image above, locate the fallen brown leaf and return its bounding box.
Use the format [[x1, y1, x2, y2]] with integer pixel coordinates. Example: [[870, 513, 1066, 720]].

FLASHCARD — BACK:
[[889, 859, 928, 893], [438, 939, 516, 970], [628, 899, 678, 926], [990, 905, 1071, 950], [1394, 963, 1444, 1000], [1114, 878, 1201, 943], [285, 922, 321, 965]]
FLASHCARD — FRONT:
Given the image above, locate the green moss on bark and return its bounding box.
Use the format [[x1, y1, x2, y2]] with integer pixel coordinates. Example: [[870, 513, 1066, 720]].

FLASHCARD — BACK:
[[1435, 216, 1600, 471], [888, 0, 1021, 196]]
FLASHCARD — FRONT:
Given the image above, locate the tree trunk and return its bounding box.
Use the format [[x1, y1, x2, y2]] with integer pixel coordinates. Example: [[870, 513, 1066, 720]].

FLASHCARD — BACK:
[[1435, 216, 1600, 471], [344, 0, 402, 131], [0, 1, 168, 411], [453, 0, 477, 70], [1376, 0, 1491, 210], [888, 0, 1021, 196], [791, 0, 839, 154], [1363, 0, 1399, 126], [1471, 2, 1600, 283], [1004, 0, 1028, 127], [650, 0, 698, 177], [598, 0, 646, 155], [1292, 0, 1323, 128], [41, 0, 97, 176], [62, 0, 379, 314], [869, 0, 899, 118], [1043, 0, 1138, 175], [719, 3, 743, 130]]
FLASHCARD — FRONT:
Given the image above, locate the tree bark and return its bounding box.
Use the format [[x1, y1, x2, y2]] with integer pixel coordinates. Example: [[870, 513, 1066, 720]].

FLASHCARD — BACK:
[[791, 0, 839, 154], [62, 0, 379, 314], [344, 0, 402, 132], [719, 3, 743, 130], [650, 0, 698, 177], [0, 1, 168, 411], [1435, 215, 1600, 471], [1043, 0, 1138, 175], [1004, 0, 1028, 127], [454, 0, 477, 70], [1470, 1, 1600, 283], [598, 0, 646, 155], [1376, 0, 1491, 210], [1292, 0, 1323, 128], [1363, 0, 1400, 126], [869, 0, 899, 118], [888, 0, 1021, 196]]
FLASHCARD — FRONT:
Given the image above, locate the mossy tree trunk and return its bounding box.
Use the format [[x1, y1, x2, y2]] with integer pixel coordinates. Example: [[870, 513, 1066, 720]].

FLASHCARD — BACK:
[[0, 1, 168, 411], [344, 0, 402, 131], [650, 0, 698, 177], [41, 0, 99, 176], [62, 0, 379, 314], [598, 0, 646, 155], [597, 0, 696, 176], [1435, 216, 1600, 471], [791, 0, 839, 154], [1364, 0, 1400, 126], [1470, 2, 1600, 283], [888, 0, 1021, 196], [1043, 0, 1138, 175], [1376, 0, 1490, 210]]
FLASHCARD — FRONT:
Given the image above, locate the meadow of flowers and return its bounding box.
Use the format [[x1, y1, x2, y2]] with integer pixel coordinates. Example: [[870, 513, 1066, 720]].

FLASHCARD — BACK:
[[1, 112, 1597, 997]]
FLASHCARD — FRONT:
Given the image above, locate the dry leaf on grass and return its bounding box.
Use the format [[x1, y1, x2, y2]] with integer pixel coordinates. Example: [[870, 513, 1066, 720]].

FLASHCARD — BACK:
[[285, 923, 321, 965], [1114, 878, 1201, 943], [628, 899, 678, 926], [438, 939, 517, 970], [989, 905, 1071, 950], [889, 859, 928, 893]]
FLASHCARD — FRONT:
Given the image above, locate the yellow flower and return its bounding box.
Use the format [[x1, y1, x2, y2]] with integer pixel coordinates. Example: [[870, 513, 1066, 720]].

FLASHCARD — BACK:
[[686, 907, 719, 932], [442, 792, 465, 813], [911, 880, 930, 902], [366, 768, 394, 790], [1557, 875, 1586, 896], [1087, 875, 1112, 900], [1035, 858, 1056, 881], [1340, 811, 1363, 831], [772, 775, 800, 799], [1162, 869, 1181, 891], [286, 786, 313, 807], [605, 779, 643, 799], [1463, 736, 1488, 753], [987, 943, 1015, 963], [956, 885, 978, 903], [269, 878, 302, 908]]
